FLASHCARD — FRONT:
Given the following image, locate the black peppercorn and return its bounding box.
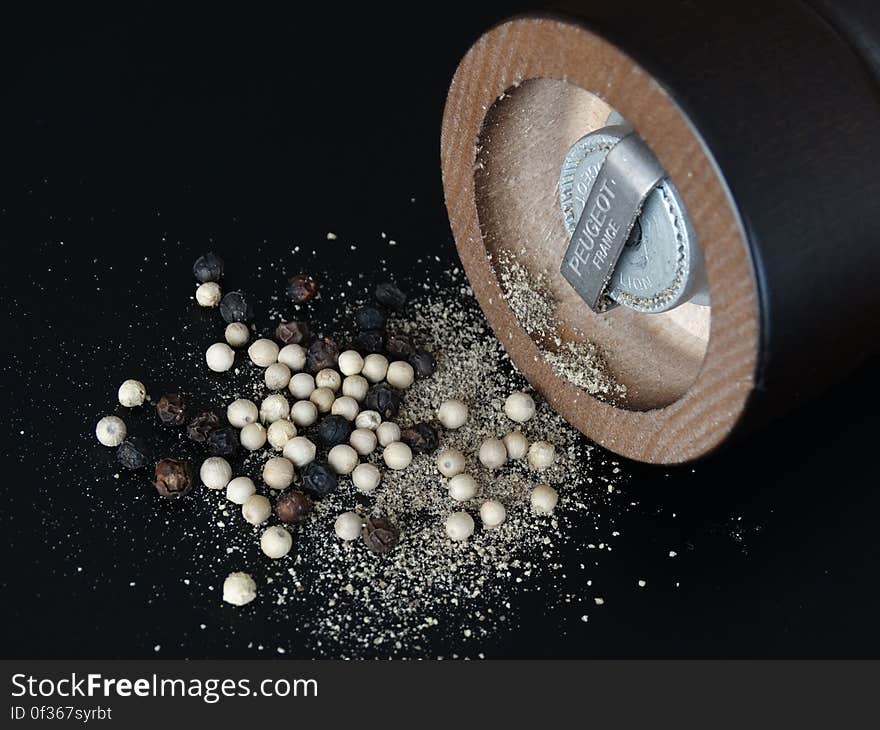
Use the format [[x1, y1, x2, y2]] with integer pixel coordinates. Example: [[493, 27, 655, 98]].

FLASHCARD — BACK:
[[316, 414, 352, 447], [219, 290, 254, 324], [386, 333, 416, 360], [302, 462, 338, 498], [354, 304, 387, 331], [116, 437, 152, 470], [207, 426, 239, 457], [399, 422, 439, 455], [153, 458, 192, 498], [286, 274, 318, 303], [409, 349, 436, 378], [353, 329, 386, 354], [156, 393, 187, 425], [275, 320, 310, 345], [362, 516, 400, 553], [374, 282, 407, 312], [306, 337, 339, 373], [276, 490, 313, 523], [192, 252, 224, 283], [364, 383, 402, 420], [187, 411, 221, 443]]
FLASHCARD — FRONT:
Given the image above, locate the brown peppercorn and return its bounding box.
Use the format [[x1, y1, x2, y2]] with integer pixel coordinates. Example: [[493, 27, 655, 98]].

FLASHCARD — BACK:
[[156, 393, 187, 425], [276, 490, 313, 524], [286, 274, 318, 303], [275, 320, 310, 345], [362, 516, 400, 554], [307, 337, 339, 373], [187, 411, 221, 443], [153, 458, 192, 498]]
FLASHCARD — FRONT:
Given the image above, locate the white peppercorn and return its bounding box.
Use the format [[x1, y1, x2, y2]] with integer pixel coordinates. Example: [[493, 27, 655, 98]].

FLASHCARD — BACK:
[[376, 421, 400, 447], [437, 399, 468, 429], [383, 441, 412, 470], [448, 473, 478, 502], [528, 441, 556, 470], [530, 483, 559, 514], [352, 463, 381, 493], [205, 343, 235, 372], [478, 438, 507, 470], [309, 386, 336, 413], [502, 431, 529, 460], [290, 399, 318, 427], [222, 571, 257, 606], [504, 391, 536, 423], [315, 368, 341, 392], [278, 343, 307, 371], [226, 476, 256, 505], [264, 362, 292, 391], [331, 396, 359, 422], [338, 349, 364, 376], [362, 353, 389, 383], [436, 448, 465, 477], [260, 394, 290, 424], [480, 500, 507, 529], [242, 494, 272, 525], [118, 379, 147, 407], [288, 372, 316, 399], [328, 444, 358, 475], [266, 419, 297, 450], [227, 398, 258, 428], [342, 375, 368, 402], [334, 511, 363, 541], [262, 456, 295, 490], [355, 410, 382, 431], [224, 322, 250, 347], [445, 511, 475, 542], [248, 338, 279, 367], [200, 456, 232, 490], [260, 525, 293, 559], [282, 436, 316, 468], [386, 361, 414, 389], [195, 281, 221, 307], [240, 422, 267, 451], [95, 415, 127, 447], [349, 427, 378, 456]]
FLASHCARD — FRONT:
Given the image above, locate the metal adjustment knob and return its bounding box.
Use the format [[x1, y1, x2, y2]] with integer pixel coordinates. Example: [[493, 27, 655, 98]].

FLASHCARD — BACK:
[[559, 118, 709, 313]]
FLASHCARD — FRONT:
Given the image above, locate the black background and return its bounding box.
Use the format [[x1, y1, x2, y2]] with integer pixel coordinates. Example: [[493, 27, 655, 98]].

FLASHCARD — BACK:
[[2, 5, 879, 658]]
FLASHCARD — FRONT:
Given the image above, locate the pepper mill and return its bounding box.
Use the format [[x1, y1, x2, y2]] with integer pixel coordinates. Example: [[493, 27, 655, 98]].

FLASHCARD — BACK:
[[441, 0, 880, 463]]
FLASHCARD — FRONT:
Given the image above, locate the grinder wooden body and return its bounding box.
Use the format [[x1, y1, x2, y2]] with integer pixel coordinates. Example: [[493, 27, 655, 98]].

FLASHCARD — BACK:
[[441, 0, 880, 464]]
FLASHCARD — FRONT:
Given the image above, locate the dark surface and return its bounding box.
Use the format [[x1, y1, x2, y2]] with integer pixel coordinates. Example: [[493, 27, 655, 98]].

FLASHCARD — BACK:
[[2, 5, 879, 658]]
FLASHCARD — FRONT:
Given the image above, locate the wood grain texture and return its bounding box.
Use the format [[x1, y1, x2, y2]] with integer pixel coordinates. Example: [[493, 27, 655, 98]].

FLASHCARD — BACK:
[[441, 16, 760, 464]]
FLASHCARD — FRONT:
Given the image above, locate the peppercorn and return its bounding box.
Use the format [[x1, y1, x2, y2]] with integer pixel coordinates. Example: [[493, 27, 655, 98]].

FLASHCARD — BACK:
[[316, 414, 353, 447], [156, 393, 187, 425], [207, 426, 240, 457], [286, 274, 318, 303], [362, 516, 400, 554], [153, 458, 192, 498], [386, 332, 416, 359], [116, 437, 152, 470], [187, 411, 221, 443], [353, 329, 386, 354], [276, 490, 313, 524], [364, 383, 401, 420], [409, 349, 436, 378], [219, 290, 254, 324], [306, 337, 339, 373], [354, 304, 387, 331], [192, 252, 224, 283], [399, 422, 439, 455], [374, 282, 407, 311], [275, 320, 310, 345], [301, 462, 338, 498]]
